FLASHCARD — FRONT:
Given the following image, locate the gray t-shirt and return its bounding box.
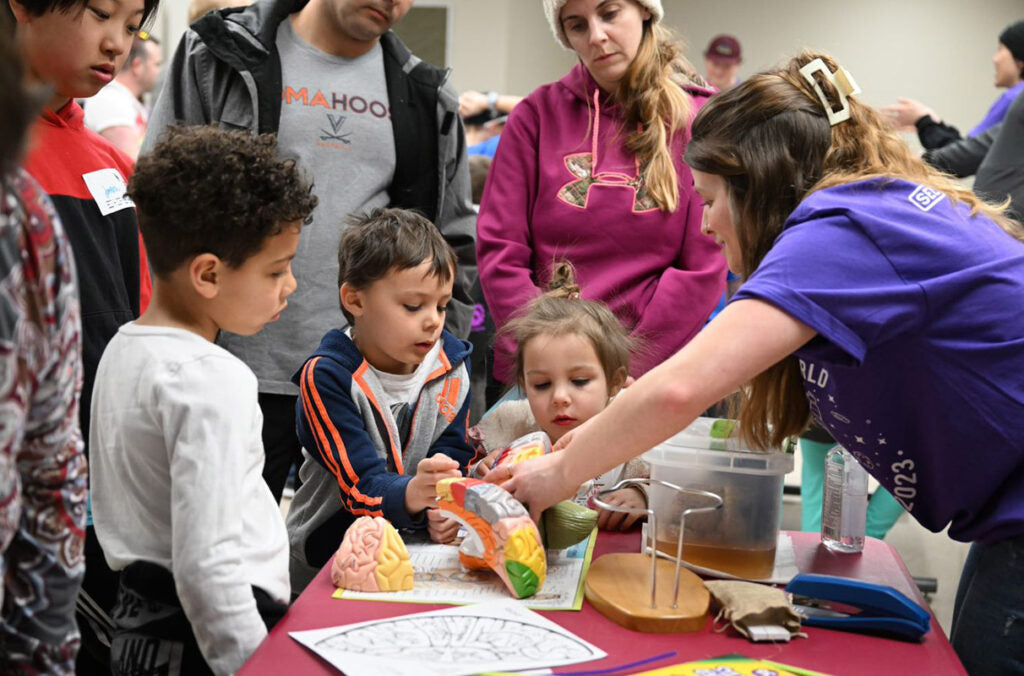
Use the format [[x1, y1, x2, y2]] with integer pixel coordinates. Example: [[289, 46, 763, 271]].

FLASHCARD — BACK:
[[219, 18, 396, 394]]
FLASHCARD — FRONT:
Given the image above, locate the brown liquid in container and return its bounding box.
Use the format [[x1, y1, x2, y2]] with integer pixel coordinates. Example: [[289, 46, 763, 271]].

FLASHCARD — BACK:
[[655, 539, 776, 579]]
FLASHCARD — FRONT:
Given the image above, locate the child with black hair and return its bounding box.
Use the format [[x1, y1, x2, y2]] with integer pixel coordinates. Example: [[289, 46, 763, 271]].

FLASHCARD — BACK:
[[8, 0, 158, 442], [287, 208, 476, 591], [90, 125, 317, 676]]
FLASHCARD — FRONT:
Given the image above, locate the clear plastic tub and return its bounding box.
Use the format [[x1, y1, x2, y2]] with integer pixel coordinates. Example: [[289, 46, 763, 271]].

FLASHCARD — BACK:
[[643, 418, 794, 579]]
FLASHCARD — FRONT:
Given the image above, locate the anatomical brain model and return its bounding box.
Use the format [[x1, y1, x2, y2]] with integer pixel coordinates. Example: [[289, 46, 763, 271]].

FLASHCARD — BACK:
[[490, 432, 597, 550], [331, 516, 414, 592], [435, 476, 547, 599]]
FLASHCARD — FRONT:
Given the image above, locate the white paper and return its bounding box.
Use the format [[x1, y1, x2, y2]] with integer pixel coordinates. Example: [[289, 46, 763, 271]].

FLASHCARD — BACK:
[[337, 531, 595, 611], [640, 526, 799, 584], [81, 169, 134, 216], [289, 600, 605, 676]]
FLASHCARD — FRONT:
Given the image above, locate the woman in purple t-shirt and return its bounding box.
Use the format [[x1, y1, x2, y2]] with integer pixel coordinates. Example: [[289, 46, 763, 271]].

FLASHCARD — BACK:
[[498, 51, 1024, 673]]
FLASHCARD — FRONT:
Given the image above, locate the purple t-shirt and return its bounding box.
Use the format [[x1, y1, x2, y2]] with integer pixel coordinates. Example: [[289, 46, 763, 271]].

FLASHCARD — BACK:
[[968, 81, 1024, 137], [733, 178, 1024, 543]]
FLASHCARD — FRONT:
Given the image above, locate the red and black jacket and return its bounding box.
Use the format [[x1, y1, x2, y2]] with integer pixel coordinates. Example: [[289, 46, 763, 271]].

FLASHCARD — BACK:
[[23, 102, 151, 448]]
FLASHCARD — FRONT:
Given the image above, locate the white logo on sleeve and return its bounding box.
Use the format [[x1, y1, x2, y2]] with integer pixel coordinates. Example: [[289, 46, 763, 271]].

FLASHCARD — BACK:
[[82, 169, 134, 216], [908, 185, 945, 212]]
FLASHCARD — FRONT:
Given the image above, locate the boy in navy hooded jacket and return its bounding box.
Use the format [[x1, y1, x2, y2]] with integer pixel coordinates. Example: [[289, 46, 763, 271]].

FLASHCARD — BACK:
[[287, 208, 476, 591]]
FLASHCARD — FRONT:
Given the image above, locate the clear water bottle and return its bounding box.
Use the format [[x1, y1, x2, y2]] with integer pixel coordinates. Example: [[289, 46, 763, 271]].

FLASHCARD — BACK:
[[821, 445, 867, 553]]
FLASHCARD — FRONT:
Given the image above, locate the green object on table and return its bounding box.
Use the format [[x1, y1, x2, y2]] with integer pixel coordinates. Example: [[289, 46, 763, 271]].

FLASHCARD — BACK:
[[541, 500, 598, 550]]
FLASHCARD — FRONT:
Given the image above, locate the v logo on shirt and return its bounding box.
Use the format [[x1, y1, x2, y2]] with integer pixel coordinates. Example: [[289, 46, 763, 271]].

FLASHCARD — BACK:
[[320, 114, 352, 144]]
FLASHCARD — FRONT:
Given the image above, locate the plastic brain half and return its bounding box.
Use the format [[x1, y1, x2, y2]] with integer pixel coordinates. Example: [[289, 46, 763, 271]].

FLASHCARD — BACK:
[[492, 431, 597, 551], [331, 516, 414, 592], [490, 431, 551, 475], [435, 477, 546, 598]]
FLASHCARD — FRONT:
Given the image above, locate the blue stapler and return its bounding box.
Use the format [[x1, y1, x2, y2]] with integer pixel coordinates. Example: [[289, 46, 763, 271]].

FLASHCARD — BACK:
[[785, 573, 931, 640]]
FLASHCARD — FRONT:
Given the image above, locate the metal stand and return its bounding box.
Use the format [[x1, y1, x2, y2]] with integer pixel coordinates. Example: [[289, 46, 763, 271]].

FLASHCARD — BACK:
[[583, 479, 722, 633]]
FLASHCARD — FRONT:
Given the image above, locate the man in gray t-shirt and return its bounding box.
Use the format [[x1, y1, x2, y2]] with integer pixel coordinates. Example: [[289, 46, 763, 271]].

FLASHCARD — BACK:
[[146, 0, 478, 501]]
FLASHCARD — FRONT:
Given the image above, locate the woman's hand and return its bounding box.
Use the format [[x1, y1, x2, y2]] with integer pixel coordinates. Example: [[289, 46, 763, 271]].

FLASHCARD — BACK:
[[485, 452, 574, 521]]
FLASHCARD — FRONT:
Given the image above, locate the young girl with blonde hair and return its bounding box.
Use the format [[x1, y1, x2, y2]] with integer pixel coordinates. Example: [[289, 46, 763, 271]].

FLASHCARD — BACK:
[[477, 262, 646, 530], [477, 0, 726, 386], [499, 51, 1024, 673]]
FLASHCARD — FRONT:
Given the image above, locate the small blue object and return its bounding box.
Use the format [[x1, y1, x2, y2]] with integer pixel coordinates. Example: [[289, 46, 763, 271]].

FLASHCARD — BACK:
[[786, 573, 931, 640]]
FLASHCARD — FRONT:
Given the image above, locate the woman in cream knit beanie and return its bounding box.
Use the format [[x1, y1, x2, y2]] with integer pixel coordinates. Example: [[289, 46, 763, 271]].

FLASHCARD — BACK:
[[543, 0, 664, 50], [476, 0, 724, 391]]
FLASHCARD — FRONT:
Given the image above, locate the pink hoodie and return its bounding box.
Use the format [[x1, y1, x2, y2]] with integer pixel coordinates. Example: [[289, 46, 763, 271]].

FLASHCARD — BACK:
[[477, 63, 727, 382]]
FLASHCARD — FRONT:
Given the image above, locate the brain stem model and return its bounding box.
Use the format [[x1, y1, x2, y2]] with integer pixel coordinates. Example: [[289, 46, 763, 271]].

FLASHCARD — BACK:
[[435, 477, 547, 599], [331, 516, 414, 592]]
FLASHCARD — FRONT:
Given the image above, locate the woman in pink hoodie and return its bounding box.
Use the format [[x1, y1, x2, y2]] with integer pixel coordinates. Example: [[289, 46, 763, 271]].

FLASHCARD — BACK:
[[477, 0, 727, 384]]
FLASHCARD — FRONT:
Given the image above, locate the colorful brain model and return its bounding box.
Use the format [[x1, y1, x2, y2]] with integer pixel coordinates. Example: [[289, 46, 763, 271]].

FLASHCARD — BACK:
[[492, 431, 597, 551], [436, 477, 546, 599], [331, 516, 414, 592], [489, 431, 551, 479]]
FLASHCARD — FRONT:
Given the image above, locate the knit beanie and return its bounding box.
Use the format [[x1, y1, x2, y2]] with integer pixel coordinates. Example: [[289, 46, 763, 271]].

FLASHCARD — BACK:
[[543, 0, 664, 50], [1000, 19, 1024, 64]]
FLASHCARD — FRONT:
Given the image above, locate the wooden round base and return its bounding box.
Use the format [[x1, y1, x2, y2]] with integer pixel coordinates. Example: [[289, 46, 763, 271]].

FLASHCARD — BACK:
[[585, 553, 709, 633]]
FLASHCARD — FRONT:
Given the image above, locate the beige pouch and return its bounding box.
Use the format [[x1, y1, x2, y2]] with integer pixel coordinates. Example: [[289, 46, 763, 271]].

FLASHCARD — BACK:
[[704, 580, 805, 641]]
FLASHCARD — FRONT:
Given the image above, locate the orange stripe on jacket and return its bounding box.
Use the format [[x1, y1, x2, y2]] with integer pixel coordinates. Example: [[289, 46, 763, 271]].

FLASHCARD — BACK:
[[300, 358, 344, 481], [302, 357, 383, 508], [447, 378, 461, 408], [301, 360, 368, 509]]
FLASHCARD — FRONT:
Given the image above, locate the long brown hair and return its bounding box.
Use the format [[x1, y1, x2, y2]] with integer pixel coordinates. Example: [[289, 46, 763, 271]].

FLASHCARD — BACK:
[[616, 21, 701, 213], [685, 50, 1024, 450]]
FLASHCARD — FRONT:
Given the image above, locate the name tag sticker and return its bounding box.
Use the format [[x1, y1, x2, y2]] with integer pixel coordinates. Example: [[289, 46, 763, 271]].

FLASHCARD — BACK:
[[82, 168, 134, 216]]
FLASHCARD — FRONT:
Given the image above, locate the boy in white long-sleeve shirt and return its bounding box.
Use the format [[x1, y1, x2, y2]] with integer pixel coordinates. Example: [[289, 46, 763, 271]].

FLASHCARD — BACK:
[[90, 126, 317, 676]]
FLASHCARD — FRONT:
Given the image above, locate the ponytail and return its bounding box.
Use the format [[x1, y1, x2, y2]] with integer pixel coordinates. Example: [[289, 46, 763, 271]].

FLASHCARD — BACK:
[[617, 23, 699, 213]]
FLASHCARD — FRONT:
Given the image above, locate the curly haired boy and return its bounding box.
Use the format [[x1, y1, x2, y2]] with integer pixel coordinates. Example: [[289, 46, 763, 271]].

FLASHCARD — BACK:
[[90, 125, 317, 676]]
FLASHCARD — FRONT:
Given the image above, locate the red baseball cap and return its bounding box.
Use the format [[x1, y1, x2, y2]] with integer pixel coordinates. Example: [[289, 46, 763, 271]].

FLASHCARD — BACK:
[[705, 35, 742, 64]]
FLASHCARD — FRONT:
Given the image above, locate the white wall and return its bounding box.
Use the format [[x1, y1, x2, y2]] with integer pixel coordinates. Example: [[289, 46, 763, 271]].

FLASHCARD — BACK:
[[149, 1, 1022, 130], [665, 0, 1023, 133]]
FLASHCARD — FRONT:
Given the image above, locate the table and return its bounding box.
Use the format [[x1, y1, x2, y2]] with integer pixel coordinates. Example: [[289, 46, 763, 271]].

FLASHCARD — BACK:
[[239, 531, 965, 675]]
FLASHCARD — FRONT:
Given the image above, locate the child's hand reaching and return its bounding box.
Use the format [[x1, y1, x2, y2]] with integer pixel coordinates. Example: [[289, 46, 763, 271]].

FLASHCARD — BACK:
[[427, 508, 460, 543], [596, 486, 646, 531], [405, 454, 461, 514]]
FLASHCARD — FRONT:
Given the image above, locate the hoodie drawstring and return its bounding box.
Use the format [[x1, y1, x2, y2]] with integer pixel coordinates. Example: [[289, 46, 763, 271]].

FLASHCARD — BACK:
[[589, 87, 644, 181]]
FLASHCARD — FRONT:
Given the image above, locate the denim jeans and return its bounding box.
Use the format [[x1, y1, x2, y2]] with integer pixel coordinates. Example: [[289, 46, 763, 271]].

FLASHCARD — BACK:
[[950, 533, 1024, 674]]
